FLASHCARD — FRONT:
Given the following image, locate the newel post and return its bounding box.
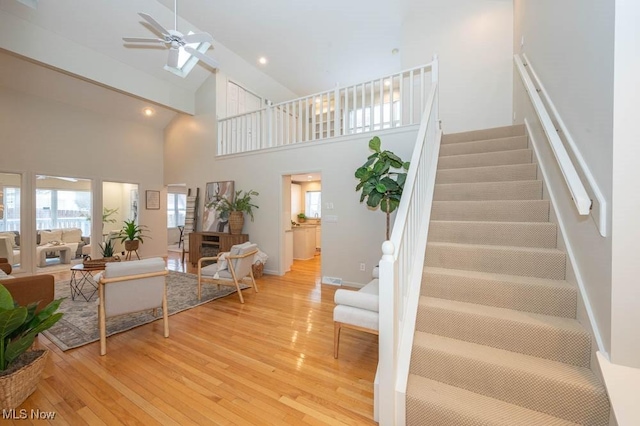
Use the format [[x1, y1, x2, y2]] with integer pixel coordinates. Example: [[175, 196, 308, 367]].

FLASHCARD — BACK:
[[378, 240, 398, 425], [266, 100, 274, 148]]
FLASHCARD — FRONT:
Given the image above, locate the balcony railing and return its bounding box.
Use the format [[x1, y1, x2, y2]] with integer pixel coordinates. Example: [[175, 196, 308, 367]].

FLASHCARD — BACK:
[[217, 63, 434, 156]]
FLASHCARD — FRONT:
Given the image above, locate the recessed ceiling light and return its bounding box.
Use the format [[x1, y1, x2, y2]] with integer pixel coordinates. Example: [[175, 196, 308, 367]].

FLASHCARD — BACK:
[[258, 56, 268, 65], [142, 107, 155, 117], [307, 175, 313, 179], [391, 48, 400, 55]]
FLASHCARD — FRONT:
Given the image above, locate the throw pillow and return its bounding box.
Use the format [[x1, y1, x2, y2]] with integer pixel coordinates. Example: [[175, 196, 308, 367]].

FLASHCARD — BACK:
[[62, 228, 82, 243], [39, 230, 63, 246], [0, 232, 16, 248]]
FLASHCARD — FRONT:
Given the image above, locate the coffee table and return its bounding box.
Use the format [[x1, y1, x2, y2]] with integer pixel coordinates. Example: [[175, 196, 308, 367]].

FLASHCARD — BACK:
[[69, 264, 105, 301]]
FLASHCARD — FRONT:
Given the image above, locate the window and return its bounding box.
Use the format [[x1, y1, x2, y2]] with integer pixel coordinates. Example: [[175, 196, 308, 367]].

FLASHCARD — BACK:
[[167, 193, 186, 228], [0, 186, 20, 232], [36, 189, 91, 235], [305, 191, 321, 219]]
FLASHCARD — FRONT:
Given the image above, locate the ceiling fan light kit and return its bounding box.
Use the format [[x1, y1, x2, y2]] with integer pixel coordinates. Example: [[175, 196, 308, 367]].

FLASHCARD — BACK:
[[122, 0, 219, 77]]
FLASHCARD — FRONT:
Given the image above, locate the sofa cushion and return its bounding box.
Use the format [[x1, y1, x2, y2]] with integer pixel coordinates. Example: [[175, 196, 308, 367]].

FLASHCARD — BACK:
[[334, 305, 379, 331], [0, 232, 17, 248], [62, 228, 83, 243], [39, 230, 62, 245]]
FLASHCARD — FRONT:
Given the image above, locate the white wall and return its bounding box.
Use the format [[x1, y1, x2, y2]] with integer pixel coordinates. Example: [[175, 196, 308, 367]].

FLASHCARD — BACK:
[[0, 85, 168, 270], [165, 77, 417, 284], [513, 0, 614, 356], [611, 0, 640, 369], [401, 0, 513, 134]]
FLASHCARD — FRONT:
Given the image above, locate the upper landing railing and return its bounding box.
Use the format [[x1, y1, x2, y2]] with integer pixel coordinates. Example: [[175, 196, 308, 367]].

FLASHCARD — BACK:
[[217, 63, 435, 156]]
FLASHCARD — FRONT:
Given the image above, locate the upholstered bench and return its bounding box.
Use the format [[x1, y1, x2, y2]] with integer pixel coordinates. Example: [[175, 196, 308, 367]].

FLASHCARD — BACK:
[[333, 278, 379, 358]]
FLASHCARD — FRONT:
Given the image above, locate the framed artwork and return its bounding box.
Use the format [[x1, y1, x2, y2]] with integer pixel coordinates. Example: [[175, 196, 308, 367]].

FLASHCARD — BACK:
[[130, 189, 139, 221], [203, 181, 234, 233], [145, 190, 160, 210]]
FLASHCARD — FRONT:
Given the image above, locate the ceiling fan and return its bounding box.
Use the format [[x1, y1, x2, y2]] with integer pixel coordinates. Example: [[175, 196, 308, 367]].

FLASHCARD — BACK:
[[122, 0, 219, 71]]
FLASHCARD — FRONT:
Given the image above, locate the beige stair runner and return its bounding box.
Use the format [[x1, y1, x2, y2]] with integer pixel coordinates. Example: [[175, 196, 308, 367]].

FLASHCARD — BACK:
[[406, 125, 610, 425]]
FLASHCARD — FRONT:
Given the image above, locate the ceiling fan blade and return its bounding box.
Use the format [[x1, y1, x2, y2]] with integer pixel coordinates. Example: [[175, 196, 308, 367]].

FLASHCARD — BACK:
[[138, 12, 170, 37], [184, 46, 220, 69], [182, 32, 214, 45], [123, 37, 166, 43], [167, 47, 180, 68]]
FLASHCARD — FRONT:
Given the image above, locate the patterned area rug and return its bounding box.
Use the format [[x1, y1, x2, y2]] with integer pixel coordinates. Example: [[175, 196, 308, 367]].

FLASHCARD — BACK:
[[42, 271, 247, 351]]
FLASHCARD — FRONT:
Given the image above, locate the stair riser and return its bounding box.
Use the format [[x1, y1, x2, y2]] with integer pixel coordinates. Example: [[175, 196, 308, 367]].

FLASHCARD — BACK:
[[425, 244, 566, 280], [440, 136, 528, 157], [422, 272, 576, 318], [415, 306, 591, 367], [442, 124, 526, 144], [431, 201, 550, 222], [410, 347, 609, 425], [438, 149, 532, 170], [436, 164, 537, 184], [428, 222, 557, 248], [434, 181, 542, 202]]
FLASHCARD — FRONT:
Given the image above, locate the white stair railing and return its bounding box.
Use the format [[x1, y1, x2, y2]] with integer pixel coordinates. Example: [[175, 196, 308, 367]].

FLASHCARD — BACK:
[[217, 64, 433, 156], [377, 55, 441, 425]]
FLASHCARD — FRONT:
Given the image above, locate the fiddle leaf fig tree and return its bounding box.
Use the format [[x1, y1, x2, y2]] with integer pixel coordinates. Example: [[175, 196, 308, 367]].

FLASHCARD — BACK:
[[355, 136, 410, 240]]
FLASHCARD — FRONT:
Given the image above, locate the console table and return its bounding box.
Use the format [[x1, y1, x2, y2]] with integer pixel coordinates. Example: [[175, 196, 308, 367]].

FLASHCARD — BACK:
[[188, 232, 249, 266]]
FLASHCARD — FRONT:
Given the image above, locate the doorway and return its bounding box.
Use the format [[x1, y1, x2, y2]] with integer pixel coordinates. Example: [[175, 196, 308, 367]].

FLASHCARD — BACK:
[[282, 172, 322, 277]]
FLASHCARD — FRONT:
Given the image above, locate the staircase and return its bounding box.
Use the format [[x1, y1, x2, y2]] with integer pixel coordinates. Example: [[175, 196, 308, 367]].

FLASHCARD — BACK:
[[405, 125, 610, 425]]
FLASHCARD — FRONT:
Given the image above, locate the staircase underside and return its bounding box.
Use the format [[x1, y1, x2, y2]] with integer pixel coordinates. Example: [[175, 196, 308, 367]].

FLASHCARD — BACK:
[[406, 124, 610, 425]]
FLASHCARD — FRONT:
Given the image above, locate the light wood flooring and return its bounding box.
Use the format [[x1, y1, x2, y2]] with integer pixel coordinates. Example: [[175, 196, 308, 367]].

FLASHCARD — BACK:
[[13, 253, 378, 425]]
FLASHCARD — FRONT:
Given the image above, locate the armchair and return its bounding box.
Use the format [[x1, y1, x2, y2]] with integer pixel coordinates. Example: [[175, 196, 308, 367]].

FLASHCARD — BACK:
[[0, 236, 19, 266], [97, 257, 168, 355], [333, 279, 379, 358], [197, 242, 259, 304]]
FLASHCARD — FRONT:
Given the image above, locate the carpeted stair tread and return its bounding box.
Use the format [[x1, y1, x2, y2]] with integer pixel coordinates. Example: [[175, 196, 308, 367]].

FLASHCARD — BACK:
[[410, 333, 609, 425], [437, 149, 532, 170], [434, 180, 542, 201], [439, 135, 528, 157], [406, 375, 579, 426], [428, 220, 557, 248], [422, 267, 576, 317], [436, 163, 538, 184], [441, 124, 526, 145], [431, 200, 550, 222], [425, 242, 566, 279], [416, 297, 591, 367]]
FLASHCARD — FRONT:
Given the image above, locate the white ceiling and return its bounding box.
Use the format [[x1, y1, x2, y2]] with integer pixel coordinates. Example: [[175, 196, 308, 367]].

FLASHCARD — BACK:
[[0, 0, 405, 112]]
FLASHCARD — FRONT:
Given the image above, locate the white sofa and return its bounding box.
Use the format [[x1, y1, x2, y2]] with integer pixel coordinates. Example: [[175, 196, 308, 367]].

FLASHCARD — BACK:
[[333, 275, 379, 358]]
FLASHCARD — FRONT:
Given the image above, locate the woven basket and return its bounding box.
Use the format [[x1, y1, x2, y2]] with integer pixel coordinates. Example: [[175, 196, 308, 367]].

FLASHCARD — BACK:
[[0, 349, 48, 410], [83, 255, 121, 268], [252, 262, 264, 279], [228, 211, 244, 235]]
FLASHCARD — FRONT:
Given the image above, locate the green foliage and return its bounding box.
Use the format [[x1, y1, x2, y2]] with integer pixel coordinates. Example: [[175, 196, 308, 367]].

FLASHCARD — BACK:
[[100, 238, 116, 257], [119, 220, 150, 244], [102, 207, 119, 224], [0, 284, 63, 370], [214, 190, 260, 222], [297, 213, 306, 219], [355, 136, 410, 239]]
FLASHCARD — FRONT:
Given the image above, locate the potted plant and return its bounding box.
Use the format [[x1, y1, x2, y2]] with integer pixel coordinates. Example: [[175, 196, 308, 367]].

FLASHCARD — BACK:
[[0, 284, 63, 409], [215, 189, 259, 235], [297, 213, 307, 223], [100, 238, 117, 260], [355, 136, 410, 240], [118, 220, 149, 252]]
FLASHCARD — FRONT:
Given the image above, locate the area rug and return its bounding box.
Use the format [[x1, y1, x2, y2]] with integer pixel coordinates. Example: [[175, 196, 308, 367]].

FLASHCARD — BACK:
[[42, 271, 248, 351]]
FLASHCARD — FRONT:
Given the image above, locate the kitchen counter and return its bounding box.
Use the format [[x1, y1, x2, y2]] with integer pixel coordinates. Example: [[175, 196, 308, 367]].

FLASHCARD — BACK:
[[293, 226, 316, 260]]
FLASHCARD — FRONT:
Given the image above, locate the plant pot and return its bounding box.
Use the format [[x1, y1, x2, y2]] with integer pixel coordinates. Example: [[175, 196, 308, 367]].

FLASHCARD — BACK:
[[0, 349, 48, 410], [298, 217, 306, 223], [228, 211, 244, 235], [124, 240, 139, 251]]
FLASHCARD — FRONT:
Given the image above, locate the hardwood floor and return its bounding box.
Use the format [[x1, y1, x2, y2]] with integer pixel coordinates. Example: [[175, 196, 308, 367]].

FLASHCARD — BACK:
[[15, 253, 378, 425]]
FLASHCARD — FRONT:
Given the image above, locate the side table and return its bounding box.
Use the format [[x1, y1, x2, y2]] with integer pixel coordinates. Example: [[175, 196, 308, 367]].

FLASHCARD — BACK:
[[69, 264, 105, 301]]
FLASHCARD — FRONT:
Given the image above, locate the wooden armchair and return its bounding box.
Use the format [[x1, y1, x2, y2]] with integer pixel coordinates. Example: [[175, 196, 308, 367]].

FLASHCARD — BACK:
[[96, 257, 168, 355], [197, 242, 259, 303]]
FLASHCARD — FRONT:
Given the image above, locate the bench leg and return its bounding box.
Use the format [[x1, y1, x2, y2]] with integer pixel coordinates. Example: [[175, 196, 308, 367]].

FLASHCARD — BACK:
[[334, 321, 342, 359]]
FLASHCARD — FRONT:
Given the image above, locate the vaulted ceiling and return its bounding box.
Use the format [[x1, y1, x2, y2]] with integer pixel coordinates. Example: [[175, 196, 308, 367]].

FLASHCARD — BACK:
[[0, 0, 404, 119]]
